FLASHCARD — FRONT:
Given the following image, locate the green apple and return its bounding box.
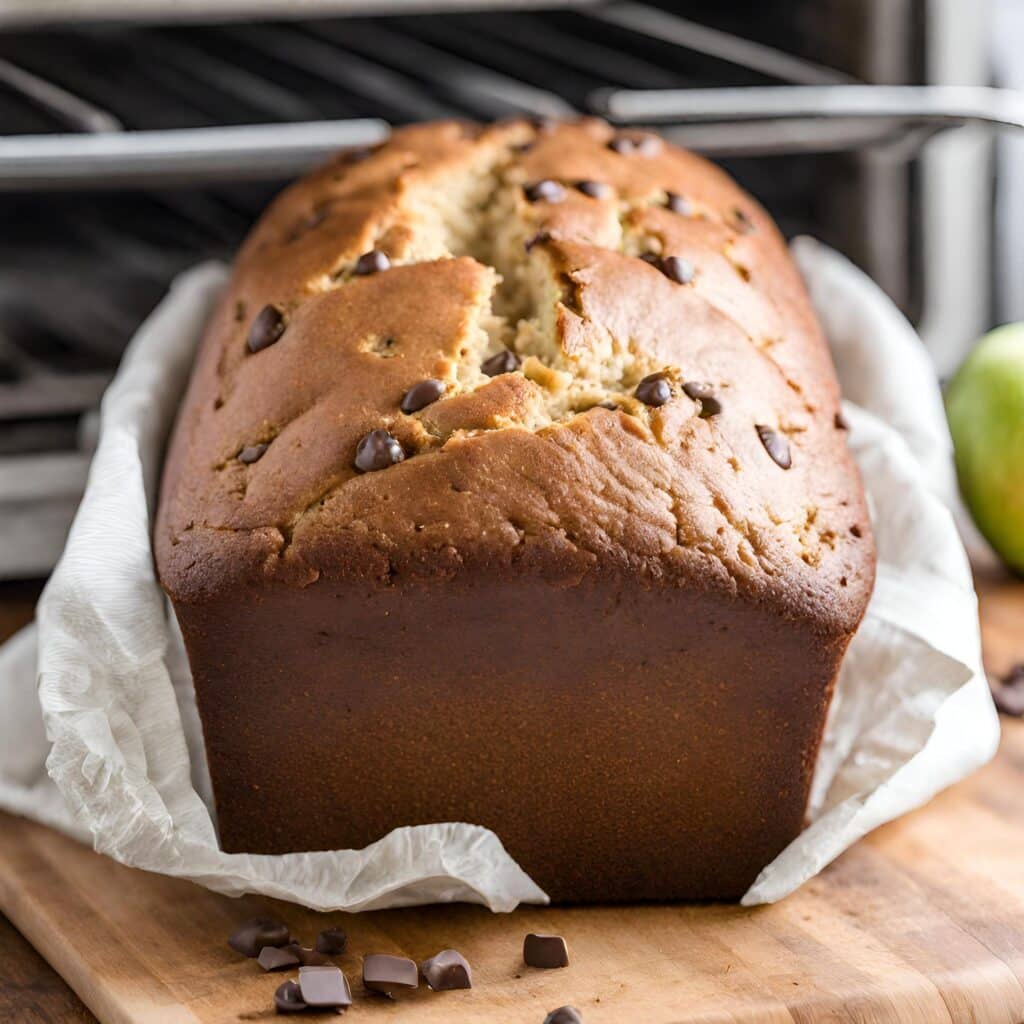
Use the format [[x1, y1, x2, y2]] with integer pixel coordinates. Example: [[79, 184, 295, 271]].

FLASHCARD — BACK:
[[946, 323, 1024, 574]]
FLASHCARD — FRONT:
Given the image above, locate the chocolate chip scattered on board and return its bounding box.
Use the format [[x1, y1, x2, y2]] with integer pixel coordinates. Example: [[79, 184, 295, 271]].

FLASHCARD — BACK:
[[258, 945, 301, 972], [420, 949, 473, 991], [228, 917, 289, 958], [314, 927, 348, 957], [363, 953, 419, 996], [298, 965, 353, 1009], [544, 1007, 583, 1024], [523, 933, 569, 969]]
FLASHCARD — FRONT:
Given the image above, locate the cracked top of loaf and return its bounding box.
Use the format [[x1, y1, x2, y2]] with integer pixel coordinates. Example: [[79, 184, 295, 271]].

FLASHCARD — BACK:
[[156, 118, 874, 633]]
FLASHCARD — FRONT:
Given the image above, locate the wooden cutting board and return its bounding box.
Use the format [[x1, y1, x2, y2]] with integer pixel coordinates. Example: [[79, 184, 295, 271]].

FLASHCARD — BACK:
[[1, 577, 1022, 1024]]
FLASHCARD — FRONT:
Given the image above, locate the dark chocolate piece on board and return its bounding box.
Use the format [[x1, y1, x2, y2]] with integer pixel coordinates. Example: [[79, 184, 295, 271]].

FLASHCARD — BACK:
[[314, 927, 349, 957], [228, 917, 289, 958], [544, 1007, 584, 1024], [273, 980, 307, 1014], [420, 949, 473, 991], [363, 953, 419, 996], [523, 933, 569, 969], [258, 945, 301, 972], [298, 965, 353, 1008]]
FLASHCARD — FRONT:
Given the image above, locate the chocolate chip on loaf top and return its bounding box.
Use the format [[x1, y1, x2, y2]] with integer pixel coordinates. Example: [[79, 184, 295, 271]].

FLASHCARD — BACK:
[[157, 118, 871, 627]]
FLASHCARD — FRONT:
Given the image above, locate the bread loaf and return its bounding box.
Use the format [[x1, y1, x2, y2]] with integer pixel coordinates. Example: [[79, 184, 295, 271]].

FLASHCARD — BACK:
[[156, 119, 874, 901]]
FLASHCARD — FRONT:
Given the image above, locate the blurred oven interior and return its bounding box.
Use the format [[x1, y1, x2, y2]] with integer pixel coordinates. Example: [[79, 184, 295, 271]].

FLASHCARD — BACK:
[[0, 0, 1017, 578]]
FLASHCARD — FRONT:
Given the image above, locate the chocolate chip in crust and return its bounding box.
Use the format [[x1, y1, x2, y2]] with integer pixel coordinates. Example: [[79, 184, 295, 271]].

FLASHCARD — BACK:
[[228, 917, 290, 958], [609, 133, 661, 156], [682, 381, 722, 418], [237, 443, 268, 464], [482, 349, 522, 377], [525, 179, 566, 204], [314, 927, 348, 957], [354, 429, 405, 472], [420, 949, 473, 990], [401, 378, 446, 414], [525, 230, 552, 252], [545, 1007, 584, 1024], [666, 192, 693, 216], [659, 255, 695, 284], [635, 372, 672, 407], [756, 425, 792, 469], [523, 933, 569, 969], [575, 179, 611, 199], [247, 305, 285, 353], [732, 207, 756, 233], [354, 249, 391, 275]]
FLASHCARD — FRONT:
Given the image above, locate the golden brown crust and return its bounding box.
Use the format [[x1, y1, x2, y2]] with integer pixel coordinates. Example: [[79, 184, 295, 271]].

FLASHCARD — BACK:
[[156, 118, 873, 633]]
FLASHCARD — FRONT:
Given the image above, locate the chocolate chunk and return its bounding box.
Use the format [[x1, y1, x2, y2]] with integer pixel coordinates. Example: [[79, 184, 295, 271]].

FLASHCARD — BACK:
[[666, 192, 692, 216], [237, 443, 268, 464], [525, 179, 566, 204], [354, 249, 390, 275], [298, 965, 353, 1009], [247, 305, 285, 354], [993, 664, 1024, 717], [525, 230, 552, 252], [401, 378, 446, 414], [482, 349, 522, 377], [228, 917, 289, 958], [609, 134, 660, 156], [732, 207, 756, 233], [363, 954, 419, 996], [545, 1007, 583, 1024], [635, 373, 671, 408], [420, 949, 472, 991], [756, 425, 792, 469], [354, 429, 405, 473], [273, 980, 307, 1014], [575, 180, 611, 199], [259, 945, 301, 972], [314, 928, 348, 957], [682, 381, 722, 418], [285, 943, 329, 967], [523, 933, 569, 969], [659, 255, 695, 284]]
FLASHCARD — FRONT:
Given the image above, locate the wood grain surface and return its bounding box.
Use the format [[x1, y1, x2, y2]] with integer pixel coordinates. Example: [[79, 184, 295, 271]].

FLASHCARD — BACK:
[[0, 574, 1021, 1024]]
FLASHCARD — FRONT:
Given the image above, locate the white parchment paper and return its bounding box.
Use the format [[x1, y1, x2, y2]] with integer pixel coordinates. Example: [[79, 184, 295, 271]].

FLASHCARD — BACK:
[[0, 239, 1000, 911]]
